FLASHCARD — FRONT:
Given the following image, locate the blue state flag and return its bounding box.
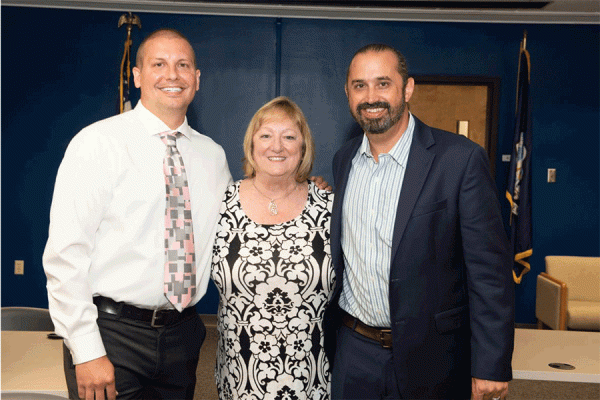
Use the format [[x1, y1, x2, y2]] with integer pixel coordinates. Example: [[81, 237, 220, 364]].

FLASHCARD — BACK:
[[506, 42, 533, 284]]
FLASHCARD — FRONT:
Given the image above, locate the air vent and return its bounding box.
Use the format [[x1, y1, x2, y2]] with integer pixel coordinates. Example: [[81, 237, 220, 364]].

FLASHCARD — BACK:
[[192, 0, 551, 9]]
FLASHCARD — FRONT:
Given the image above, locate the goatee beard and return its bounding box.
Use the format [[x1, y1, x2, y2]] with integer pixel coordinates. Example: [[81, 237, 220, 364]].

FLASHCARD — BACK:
[[353, 100, 405, 135]]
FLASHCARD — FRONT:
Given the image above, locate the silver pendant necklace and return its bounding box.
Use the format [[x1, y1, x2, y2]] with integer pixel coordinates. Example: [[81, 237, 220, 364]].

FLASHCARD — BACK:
[[252, 179, 298, 215]]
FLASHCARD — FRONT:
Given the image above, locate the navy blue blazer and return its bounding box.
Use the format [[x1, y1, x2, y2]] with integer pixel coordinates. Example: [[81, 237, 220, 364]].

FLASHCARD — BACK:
[[328, 116, 514, 399]]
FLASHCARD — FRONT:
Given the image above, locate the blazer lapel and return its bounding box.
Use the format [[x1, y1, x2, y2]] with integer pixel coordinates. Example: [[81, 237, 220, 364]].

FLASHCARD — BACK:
[[331, 136, 362, 296], [332, 143, 358, 219], [390, 117, 435, 262]]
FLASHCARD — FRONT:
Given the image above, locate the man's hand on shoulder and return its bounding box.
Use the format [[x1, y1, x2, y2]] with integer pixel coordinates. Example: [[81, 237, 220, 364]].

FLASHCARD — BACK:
[[310, 176, 332, 192], [76, 355, 117, 400], [471, 377, 508, 400]]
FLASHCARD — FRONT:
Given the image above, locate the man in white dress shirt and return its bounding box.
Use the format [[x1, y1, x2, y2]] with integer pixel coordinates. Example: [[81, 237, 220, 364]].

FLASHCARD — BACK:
[[43, 28, 232, 400]]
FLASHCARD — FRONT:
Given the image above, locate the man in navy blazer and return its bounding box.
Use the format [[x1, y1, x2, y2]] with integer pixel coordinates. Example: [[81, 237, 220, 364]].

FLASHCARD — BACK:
[[328, 44, 514, 400]]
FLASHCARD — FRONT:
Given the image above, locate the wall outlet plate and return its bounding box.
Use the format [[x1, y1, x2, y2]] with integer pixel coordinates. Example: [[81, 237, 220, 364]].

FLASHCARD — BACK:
[[14, 260, 24, 275], [547, 168, 557, 183]]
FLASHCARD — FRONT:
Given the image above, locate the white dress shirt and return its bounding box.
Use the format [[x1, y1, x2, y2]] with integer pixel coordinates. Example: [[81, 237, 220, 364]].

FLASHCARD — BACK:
[[43, 102, 232, 364], [339, 114, 415, 328]]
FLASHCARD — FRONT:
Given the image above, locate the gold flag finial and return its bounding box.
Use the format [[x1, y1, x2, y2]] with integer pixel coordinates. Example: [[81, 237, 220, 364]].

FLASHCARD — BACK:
[[118, 12, 142, 34]]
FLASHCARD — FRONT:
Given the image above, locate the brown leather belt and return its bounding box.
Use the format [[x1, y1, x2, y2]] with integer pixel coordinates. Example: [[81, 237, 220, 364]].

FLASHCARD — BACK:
[[342, 312, 393, 349]]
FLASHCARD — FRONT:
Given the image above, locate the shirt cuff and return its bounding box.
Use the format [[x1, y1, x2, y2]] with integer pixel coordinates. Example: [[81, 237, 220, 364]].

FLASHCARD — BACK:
[[65, 329, 106, 365]]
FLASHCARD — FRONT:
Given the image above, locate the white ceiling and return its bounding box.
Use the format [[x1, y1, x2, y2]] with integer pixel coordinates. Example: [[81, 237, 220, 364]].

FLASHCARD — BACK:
[[3, 0, 599, 24]]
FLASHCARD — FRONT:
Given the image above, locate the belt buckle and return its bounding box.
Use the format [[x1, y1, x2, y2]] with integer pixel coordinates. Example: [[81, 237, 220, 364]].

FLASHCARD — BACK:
[[380, 329, 392, 349], [151, 309, 165, 328]]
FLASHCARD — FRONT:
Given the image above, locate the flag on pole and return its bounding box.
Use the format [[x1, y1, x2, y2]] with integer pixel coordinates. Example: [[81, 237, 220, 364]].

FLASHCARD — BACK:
[[506, 33, 532, 284], [119, 34, 133, 113], [117, 12, 140, 113]]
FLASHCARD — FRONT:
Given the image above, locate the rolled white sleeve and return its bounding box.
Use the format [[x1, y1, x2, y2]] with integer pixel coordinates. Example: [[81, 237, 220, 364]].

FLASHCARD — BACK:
[[43, 130, 115, 364]]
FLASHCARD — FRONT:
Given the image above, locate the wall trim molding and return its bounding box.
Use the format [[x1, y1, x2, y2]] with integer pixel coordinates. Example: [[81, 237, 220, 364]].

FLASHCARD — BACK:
[[3, 0, 599, 24]]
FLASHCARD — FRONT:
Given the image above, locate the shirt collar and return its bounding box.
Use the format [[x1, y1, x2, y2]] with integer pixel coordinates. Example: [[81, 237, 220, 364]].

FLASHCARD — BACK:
[[134, 101, 193, 139], [358, 113, 415, 166]]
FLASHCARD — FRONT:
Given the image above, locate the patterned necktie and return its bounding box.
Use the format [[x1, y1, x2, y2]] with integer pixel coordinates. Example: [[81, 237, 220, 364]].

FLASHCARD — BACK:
[[160, 131, 196, 312]]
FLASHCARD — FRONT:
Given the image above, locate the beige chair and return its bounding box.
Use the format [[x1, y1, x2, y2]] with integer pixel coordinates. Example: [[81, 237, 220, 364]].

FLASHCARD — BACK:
[[536, 256, 600, 331]]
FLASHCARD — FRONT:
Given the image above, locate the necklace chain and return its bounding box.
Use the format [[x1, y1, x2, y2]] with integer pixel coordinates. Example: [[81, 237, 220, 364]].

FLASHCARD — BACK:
[[252, 179, 298, 215]]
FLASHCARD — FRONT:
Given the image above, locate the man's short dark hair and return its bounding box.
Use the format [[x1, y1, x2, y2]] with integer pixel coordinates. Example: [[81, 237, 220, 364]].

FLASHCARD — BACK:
[[346, 43, 409, 89]]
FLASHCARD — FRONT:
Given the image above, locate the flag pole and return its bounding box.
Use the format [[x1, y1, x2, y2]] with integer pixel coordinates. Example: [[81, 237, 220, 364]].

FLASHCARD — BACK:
[[118, 12, 141, 114], [515, 30, 528, 114], [507, 30, 533, 284]]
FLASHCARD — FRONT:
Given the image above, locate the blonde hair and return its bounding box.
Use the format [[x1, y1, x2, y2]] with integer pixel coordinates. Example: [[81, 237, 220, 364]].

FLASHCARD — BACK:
[[242, 96, 315, 182]]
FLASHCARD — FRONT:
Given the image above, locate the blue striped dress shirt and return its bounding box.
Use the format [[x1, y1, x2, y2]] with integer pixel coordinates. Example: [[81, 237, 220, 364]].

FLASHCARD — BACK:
[[339, 114, 415, 327]]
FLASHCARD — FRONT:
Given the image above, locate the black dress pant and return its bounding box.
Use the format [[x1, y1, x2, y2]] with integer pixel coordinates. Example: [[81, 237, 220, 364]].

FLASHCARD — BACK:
[[64, 310, 206, 400]]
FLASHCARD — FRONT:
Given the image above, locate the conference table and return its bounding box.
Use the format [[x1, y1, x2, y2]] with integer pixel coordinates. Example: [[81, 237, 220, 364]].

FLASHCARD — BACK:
[[512, 328, 600, 383], [1, 330, 68, 398], [1, 328, 598, 398]]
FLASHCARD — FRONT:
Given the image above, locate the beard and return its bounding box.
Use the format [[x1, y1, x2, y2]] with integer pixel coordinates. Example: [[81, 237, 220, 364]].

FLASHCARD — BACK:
[[351, 98, 406, 135]]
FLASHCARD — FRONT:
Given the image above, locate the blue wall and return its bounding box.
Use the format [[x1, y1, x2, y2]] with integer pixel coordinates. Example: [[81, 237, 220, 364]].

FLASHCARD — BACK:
[[2, 6, 598, 323]]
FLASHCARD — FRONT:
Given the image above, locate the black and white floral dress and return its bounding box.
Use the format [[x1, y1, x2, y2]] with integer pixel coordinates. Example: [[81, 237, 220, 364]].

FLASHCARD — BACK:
[[211, 180, 335, 400]]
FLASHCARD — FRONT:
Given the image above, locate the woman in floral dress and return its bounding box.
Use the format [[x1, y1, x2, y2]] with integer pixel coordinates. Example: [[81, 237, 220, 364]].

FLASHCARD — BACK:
[[212, 97, 334, 399]]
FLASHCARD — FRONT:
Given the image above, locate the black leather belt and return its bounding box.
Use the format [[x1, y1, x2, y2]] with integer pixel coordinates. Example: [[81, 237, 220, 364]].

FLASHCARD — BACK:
[[342, 312, 393, 349], [93, 296, 195, 328]]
